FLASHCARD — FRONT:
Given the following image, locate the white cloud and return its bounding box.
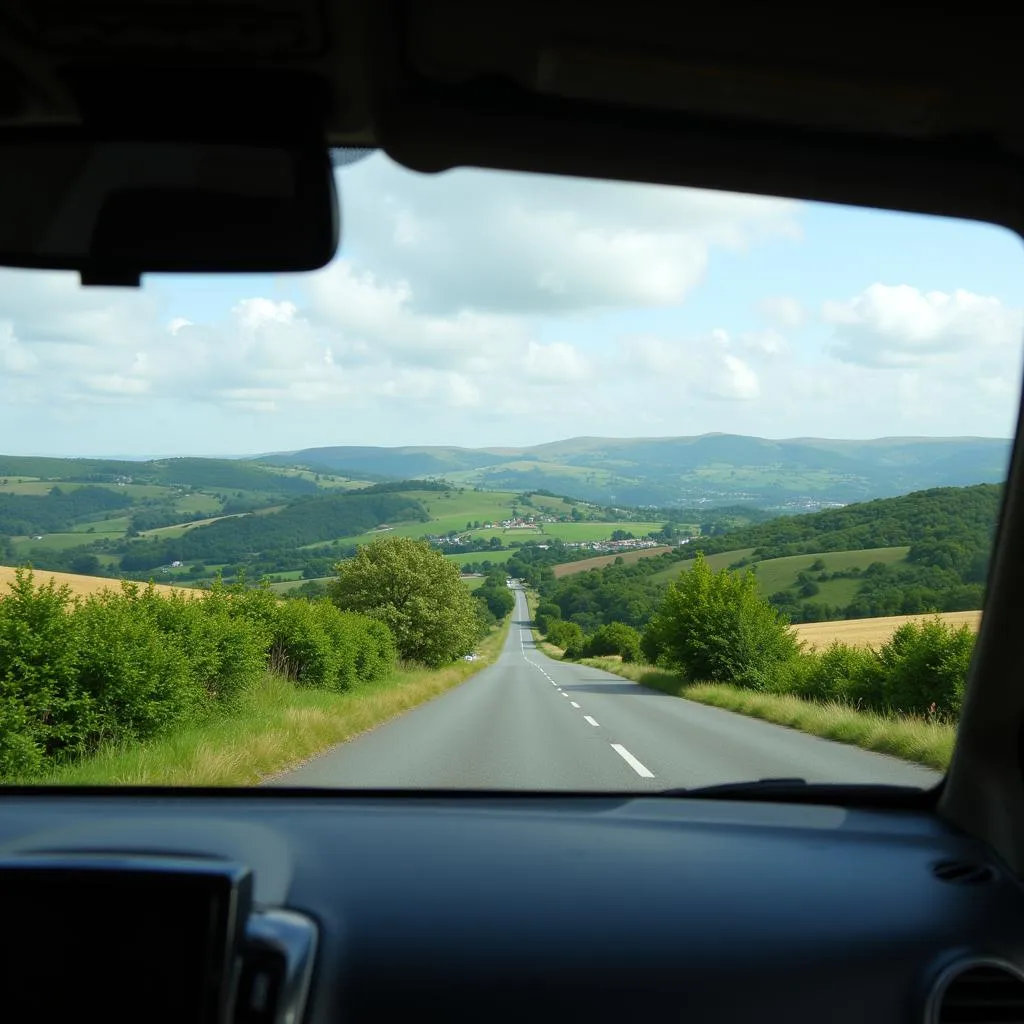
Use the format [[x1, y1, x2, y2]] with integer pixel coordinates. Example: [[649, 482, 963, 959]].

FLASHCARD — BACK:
[[823, 283, 1023, 368], [334, 157, 801, 316], [617, 329, 761, 401]]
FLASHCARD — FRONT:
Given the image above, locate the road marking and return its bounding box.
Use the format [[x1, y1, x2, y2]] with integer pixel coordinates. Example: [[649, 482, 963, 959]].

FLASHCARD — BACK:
[[570, 701, 580, 708], [611, 743, 655, 778], [584, 716, 600, 727], [561, 692, 570, 698]]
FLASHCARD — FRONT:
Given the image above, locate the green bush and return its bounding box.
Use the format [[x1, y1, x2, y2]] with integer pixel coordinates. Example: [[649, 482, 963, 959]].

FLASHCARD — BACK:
[[74, 591, 204, 744], [755, 621, 974, 720], [0, 570, 89, 774], [546, 619, 584, 652], [873, 619, 974, 717], [268, 599, 396, 692], [535, 601, 561, 633], [645, 553, 799, 689], [269, 599, 338, 689], [583, 622, 642, 662]]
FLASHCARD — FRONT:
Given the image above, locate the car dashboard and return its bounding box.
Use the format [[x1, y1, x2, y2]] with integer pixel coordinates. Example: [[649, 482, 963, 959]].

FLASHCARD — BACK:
[[0, 791, 1021, 1023]]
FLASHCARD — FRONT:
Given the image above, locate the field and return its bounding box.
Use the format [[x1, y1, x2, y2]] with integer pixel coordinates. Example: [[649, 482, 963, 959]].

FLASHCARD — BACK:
[[443, 550, 513, 568], [647, 545, 910, 606], [268, 576, 333, 594], [648, 548, 757, 584], [552, 545, 674, 578], [139, 513, 248, 539], [540, 521, 668, 542], [0, 566, 193, 599], [11, 533, 119, 554], [792, 610, 982, 650]]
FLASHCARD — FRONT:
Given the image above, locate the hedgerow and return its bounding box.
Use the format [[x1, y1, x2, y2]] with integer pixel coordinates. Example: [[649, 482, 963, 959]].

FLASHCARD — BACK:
[[0, 569, 397, 778]]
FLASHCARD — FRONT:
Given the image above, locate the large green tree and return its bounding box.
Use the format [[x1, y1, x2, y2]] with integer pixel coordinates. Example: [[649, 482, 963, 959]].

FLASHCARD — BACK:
[[330, 537, 481, 666]]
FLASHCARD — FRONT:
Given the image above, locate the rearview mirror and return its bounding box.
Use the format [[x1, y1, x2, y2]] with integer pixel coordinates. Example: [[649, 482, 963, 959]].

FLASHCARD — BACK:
[[0, 136, 339, 286]]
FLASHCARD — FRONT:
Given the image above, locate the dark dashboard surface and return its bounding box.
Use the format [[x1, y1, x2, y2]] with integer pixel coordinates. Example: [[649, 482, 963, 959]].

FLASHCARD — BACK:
[[0, 792, 1021, 1021]]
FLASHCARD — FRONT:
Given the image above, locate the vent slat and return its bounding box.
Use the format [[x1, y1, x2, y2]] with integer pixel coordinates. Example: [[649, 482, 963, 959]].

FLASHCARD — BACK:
[[933, 860, 996, 885], [937, 964, 1024, 1024]]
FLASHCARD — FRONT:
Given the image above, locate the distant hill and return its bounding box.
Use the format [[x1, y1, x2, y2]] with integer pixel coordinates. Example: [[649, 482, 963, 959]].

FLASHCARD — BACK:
[[258, 434, 1012, 507]]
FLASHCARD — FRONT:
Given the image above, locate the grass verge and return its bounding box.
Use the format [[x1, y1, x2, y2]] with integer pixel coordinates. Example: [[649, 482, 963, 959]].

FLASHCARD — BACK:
[[29, 617, 511, 786], [546, 649, 955, 772]]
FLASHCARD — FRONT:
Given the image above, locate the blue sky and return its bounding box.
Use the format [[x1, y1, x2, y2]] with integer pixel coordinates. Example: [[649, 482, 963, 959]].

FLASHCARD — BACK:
[[0, 152, 1022, 457]]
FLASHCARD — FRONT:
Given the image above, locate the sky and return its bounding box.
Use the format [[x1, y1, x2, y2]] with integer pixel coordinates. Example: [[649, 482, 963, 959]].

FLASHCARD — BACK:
[[2, 150, 1024, 457]]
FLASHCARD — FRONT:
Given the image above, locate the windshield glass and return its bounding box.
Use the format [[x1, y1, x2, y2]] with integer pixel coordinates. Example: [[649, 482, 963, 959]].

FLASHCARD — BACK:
[[0, 150, 1020, 790]]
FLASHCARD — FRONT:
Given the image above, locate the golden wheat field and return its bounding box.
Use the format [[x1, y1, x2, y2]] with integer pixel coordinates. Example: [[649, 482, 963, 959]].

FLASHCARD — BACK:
[[792, 610, 982, 651], [0, 565, 194, 599]]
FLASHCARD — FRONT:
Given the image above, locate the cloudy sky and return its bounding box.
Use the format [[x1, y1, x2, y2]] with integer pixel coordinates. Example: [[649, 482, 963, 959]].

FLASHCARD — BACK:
[[2, 150, 1023, 457]]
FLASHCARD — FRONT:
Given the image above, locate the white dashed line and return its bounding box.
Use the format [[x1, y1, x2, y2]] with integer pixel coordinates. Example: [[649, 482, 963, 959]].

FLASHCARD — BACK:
[[584, 716, 600, 727], [611, 743, 655, 778], [561, 692, 569, 698], [570, 701, 580, 708]]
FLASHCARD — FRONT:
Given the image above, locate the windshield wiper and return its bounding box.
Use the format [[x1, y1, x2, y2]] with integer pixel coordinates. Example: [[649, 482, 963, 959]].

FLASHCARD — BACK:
[[660, 778, 939, 808]]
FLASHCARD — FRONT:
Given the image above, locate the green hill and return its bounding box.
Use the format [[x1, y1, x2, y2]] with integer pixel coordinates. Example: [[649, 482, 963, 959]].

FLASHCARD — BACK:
[[259, 433, 1011, 507]]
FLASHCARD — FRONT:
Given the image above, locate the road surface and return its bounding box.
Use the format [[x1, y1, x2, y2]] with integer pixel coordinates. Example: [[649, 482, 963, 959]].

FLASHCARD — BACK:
[[272, 588, 940, 791]]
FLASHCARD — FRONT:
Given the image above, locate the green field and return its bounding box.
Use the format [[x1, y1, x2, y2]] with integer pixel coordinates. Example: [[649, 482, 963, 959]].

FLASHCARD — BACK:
[[0, 480, 172, 499], [69, 515, 132, 534], [443, 550, 513, 567], [174, 492, 225, 515], [268, 575, 333, 594], [648, 548, 757, 584], [540, 521, 669, 542], [461, 576, 486, 591], [648, 545, 910, 605], [138, 512, 248, 539], [11, 533, 118, 554], [749, 548, 909, 598]]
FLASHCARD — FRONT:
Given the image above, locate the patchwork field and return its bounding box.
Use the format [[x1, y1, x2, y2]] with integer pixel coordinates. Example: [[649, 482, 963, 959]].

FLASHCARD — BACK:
[[792, 610, 982, 650]]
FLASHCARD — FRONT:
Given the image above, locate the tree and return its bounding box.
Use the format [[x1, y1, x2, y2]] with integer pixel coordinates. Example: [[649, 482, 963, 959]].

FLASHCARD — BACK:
[[330, 537, 481, 667], [70, 554, 101, 576], [644, 552, 798, 688]]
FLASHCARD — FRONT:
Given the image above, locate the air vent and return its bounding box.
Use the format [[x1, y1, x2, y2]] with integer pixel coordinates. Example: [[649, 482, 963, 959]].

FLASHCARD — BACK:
[[932, 860, 996, 885], [929, 961, 1024, 1024]]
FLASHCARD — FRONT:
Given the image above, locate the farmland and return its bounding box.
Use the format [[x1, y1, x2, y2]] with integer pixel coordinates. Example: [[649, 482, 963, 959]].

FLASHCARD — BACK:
[[552, 545, 674, 577], [0, 565, 192, 599], [792, 610, 982, 650]]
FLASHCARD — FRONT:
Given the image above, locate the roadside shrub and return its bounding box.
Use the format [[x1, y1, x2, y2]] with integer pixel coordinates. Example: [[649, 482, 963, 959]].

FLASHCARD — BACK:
[[351, 616, 398, 683], [546, 619, 584, 652], [535, 601, 561, 633], [793, 642, 877, 705], [583, 622, 642, 663], [269, 599, 396, 691], [873, 619, 974, 717], [645, 553, 799, 689], [0, 570, 89, 773], [269, 599, 338, 689], [134, 586, 268, 708], [74, 591, 203, 744]]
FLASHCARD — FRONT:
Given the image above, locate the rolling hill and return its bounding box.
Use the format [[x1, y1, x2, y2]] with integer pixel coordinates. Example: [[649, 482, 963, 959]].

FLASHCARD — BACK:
[[258, 433, 1011, 507]]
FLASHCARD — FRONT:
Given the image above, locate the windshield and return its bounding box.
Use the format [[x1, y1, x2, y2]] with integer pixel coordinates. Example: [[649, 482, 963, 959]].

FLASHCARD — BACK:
[[0, 150, 1020, 791]]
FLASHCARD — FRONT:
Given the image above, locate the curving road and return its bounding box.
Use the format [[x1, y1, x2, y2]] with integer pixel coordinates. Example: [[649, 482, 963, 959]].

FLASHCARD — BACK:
[[271, 588, 940, 791]]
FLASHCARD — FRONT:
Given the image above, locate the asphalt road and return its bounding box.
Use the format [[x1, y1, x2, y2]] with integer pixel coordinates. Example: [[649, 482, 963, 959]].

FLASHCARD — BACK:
[[271, 588, 940, 791]]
